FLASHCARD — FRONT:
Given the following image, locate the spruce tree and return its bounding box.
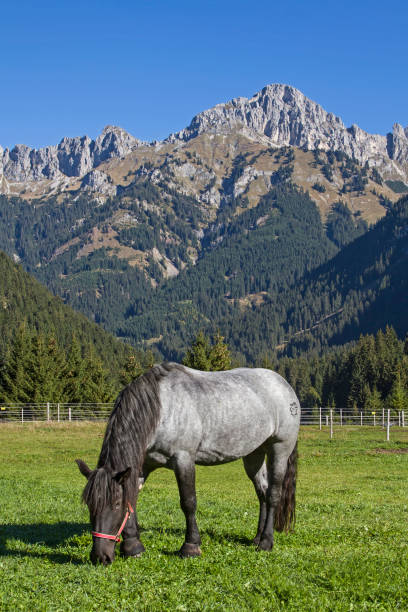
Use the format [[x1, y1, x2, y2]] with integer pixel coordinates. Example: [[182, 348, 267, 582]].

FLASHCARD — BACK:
[[387, 370, 407, 414], [182, 332, 211, 371], [26, 334, 67, 403], [0, 324, 33, 403], [81, 345, 116, 403], [208, 333, 232, 371], [365, 386, 383, 412], [120, 353, 144, 386], [64, 335, 87, 403]]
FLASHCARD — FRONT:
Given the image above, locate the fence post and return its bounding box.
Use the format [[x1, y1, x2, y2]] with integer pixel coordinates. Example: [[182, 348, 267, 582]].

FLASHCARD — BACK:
[[398, 411, 401, 427], [57, 403, 60, 423], [340, 409, 343, 427], [330, 409, 333, 439], [403, 411, 405, 428], [68, 406, 72, 422], [386, 409, 390, 441], [21, 407, 24, 424], [326, 415, 328, 427], [382, 408, 385, 427], [319, 407, 322, 431], [47, 402, 50, 422], [360, 412, 363, 426], [373, 412, 376, 427]]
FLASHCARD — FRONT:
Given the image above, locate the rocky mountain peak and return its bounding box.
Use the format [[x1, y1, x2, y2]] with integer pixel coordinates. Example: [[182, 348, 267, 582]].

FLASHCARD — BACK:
[[167, 83, 400, 168], [0, 126, 143, 184], [1, 84, 408, 192]]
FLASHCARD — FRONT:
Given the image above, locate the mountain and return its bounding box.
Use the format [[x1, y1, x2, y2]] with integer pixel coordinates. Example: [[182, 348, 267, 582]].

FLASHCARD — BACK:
[[0, 249, 128, 371], [0, 125, 142, 187], [0, 84, 407, 364], [168, 84, 405, 166], [1, 84, 407, 201]]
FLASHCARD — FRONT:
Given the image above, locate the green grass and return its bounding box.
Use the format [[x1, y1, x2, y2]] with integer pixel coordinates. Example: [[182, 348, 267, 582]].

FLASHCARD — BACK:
[[1, 424, 408, 611]]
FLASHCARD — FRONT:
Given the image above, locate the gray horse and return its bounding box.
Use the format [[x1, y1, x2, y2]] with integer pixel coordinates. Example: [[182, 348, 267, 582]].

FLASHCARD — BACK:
[[76, 362, 300, 565]]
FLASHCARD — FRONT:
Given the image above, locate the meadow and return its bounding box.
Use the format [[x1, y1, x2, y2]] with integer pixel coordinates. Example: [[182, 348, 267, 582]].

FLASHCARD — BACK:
[[0, 423, 407, 611]]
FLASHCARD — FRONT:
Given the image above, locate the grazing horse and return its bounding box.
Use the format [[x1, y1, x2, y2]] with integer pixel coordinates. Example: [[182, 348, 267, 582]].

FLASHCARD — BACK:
[[76, 362, 300, 565]]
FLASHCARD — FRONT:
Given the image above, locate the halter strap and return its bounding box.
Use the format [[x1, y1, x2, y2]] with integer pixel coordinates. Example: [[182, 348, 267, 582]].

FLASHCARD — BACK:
[[92, 502, 134, 543]]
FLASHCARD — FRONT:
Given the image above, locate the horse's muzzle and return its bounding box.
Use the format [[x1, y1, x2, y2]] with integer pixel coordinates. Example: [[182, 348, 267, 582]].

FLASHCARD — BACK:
[[90, 544, 115, 566]]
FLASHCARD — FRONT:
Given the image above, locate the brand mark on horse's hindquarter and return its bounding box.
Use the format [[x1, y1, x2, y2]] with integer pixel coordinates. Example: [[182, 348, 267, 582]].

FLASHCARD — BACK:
[[289, 402, 298, 416]]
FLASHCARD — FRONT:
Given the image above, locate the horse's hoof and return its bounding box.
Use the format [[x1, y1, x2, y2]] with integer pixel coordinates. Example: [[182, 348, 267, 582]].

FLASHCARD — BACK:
[[120, 538, 145, 558], [253, 536, 261, 546], [257, 539, 273, 552], [178, 543, 202, 558]]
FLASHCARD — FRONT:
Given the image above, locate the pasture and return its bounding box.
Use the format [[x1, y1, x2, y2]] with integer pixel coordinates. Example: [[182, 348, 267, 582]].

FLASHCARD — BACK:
[[0, 424, 407, 611]]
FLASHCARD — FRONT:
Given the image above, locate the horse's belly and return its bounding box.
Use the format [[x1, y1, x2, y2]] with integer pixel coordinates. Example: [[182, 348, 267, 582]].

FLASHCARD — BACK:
[[195, 411, 273, 465], [195, 448, 249, 465]]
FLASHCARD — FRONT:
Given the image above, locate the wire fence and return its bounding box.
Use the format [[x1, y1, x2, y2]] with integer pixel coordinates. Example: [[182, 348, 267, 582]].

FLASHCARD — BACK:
[[0, 403, 406, 433], [302, 407, 406, 441], [0, 402, 114, 423]]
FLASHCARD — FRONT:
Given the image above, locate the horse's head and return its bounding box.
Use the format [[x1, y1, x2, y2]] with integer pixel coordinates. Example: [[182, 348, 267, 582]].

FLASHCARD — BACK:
[[76, 459, 132, 565]]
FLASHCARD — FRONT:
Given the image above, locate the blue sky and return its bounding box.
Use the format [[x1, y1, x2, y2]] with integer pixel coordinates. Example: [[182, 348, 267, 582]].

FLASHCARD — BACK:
[[1, 0, 407, 149]]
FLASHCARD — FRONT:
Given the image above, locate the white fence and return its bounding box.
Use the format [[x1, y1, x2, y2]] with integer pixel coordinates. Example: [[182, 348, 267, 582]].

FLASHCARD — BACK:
[[0, 404, 405, 432], [0, 402, 114, 423], [302, 407, 406, 441]]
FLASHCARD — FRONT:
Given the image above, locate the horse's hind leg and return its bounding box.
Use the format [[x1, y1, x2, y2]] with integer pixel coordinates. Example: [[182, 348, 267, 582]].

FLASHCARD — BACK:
[[243, 450, 268, 545], [173, 451, 201, 558], [258, 440, 295, 551]]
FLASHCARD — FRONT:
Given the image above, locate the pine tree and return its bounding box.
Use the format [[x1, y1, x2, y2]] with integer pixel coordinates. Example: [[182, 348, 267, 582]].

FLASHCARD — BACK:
[[302, 386, 321, 409], [0, 324, 33, 403], [182, 332, 212, 371], [81, 345, 116, 403], [120, 353, 144, 386], [26, 334, 67, 403], [387, 370, 407, 414], [208, 333, 232, 371], [183, 332, 232, 372], [64, 335, 87, 403], [365, 386, 383, 412]]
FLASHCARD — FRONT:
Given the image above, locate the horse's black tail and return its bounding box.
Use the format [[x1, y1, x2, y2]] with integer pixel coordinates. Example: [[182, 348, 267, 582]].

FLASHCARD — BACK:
[[274, 442, 298, 533]]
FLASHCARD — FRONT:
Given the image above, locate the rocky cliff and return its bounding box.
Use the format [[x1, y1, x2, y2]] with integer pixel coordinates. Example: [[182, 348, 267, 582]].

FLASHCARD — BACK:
[[0, 125, 143, 182], [168, 84, 408, 169], [1, 84, 408, 189]]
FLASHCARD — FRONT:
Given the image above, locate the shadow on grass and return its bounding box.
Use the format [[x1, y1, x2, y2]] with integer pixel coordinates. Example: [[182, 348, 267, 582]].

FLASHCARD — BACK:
[[1, 523, 255, 563], [144, 525, 254, 555], [0, 522, 89, 565]]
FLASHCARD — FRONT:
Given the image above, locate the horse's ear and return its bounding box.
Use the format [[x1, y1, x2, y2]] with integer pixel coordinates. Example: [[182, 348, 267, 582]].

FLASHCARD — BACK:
[[113, 467, 131, 485], [76, 459, 92, 479]]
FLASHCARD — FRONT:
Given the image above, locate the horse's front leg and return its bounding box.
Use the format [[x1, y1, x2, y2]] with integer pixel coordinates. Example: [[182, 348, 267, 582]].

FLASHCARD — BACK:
[[120, 467, 153, 558], [173, 451, 201, 558], [120, 510, 145, 558]]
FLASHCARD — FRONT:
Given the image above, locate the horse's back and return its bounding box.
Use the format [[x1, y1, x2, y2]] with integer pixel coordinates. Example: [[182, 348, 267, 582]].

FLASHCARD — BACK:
[[150, 365, 300, 465]]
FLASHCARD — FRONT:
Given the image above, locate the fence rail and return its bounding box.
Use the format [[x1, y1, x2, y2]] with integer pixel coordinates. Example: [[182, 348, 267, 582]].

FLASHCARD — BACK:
[[0, 403, 114, 423], [0, 404, 406, 431]]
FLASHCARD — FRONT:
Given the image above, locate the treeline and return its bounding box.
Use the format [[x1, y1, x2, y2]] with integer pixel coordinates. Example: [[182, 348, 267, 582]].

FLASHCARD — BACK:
[[1, 321, 406, 414], [274, 327, 408, 413], [0, 325, 155, 404]]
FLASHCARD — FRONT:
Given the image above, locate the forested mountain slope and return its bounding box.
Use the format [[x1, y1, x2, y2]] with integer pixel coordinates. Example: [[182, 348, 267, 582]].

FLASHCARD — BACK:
[[0, 250, 128, 370], [229, 195, 408, 361], [120, 184, 369, 359]]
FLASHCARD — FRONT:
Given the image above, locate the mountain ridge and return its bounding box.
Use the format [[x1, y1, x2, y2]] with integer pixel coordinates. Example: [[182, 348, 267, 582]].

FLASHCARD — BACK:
[[1, 84, 408, 193]]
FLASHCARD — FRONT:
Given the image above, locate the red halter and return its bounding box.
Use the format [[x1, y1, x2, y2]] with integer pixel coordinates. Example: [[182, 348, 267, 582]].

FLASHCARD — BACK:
[[91, 502, 134, 542]]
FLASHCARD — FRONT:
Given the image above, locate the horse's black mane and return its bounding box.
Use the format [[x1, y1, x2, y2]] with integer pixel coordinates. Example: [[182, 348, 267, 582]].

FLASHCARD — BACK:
[[83, 362, 182, 512]]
